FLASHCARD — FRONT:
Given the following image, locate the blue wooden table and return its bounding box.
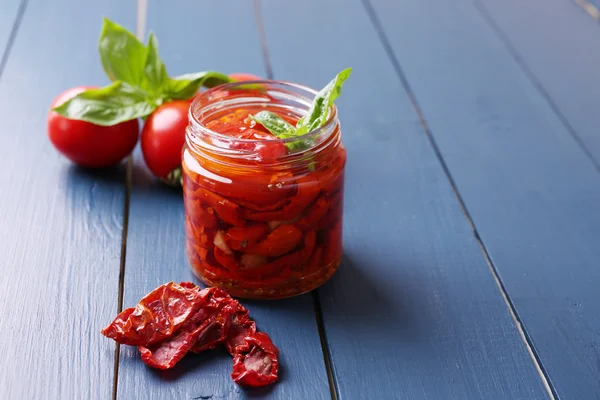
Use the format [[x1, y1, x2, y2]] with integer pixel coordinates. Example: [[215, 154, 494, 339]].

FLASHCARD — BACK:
[[1, 0, 599, 399]]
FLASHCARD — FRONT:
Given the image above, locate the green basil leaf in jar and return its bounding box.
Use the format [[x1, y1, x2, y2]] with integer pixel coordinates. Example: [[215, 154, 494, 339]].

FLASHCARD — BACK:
[[250, 111, 296, 136], [296, 67, 352, 135]]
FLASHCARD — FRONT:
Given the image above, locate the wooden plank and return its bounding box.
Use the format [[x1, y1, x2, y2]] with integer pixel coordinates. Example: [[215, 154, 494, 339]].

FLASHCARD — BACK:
[[0, 0, 22, 58], [478, 0, 600, 165], [0, 0, 135, 398], [260, 0, 549, 399], [368, 0, 600, 398], [116, 1, 331, 399]]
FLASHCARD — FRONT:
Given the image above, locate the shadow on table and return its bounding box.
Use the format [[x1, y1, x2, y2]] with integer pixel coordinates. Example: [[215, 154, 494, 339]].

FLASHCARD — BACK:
[[66, 153, 184, 196], [316, 251, 429, 340], [64, 158, 182, 198], [147, 346, 277, 398], [149, 347, 230, 381], [129, 156, 183, 195], [65, 163, 126, 187]]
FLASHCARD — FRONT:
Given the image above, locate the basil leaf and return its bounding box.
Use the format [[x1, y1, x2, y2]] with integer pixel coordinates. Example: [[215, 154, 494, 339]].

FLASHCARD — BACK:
[[296, 68, 352, 135], [165, 71, 234, 100], [52, 81, 155, 126], [249, 112, 314, 152], [142, 32, 169, 95], [99, 18, 147, 86], [249, 111, 314, 152], [248, 68, 352, 155], [250, 111, 295, 136], [194, 71, 235, 89], [284, 138, 311, 152]]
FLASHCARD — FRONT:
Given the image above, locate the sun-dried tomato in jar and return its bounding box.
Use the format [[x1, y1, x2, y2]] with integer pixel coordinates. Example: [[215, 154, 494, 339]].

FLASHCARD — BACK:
[[182, 80, 346, 299]]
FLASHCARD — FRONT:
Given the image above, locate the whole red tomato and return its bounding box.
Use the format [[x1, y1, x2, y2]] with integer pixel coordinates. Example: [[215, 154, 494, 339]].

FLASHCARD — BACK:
[[141, 100, 191, 180], [229, 72, 263, 82], [141, 75, 267, 184], [47, 86, 139, 167]]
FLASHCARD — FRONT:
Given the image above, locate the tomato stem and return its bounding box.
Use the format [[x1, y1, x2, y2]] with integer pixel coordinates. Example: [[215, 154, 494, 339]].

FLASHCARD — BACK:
[[163, 165, 183, 187]]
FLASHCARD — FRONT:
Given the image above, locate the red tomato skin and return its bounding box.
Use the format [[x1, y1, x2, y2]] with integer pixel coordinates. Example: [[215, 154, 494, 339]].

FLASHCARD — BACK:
[[228, 73, 263, 82], [141, 100, 191, 179], [47, 86, 139, 168]]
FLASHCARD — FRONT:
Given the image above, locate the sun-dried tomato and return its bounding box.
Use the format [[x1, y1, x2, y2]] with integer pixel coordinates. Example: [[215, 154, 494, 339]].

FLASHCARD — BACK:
[[182, 109, 346, 299], [244, 225, 304, 257], [137, 286, 231, 369], [138, 308, 216, 369], [190, 318, 226, 354], [101, 282, 203, 346], [296, 198, 329, 230], [225, 224, 269, 251], [231, 332, 279, 387], [193, 188, 245, 226], [102, 282, 279, 387], [223, 303, 256, 355], [190, 298, 257, 356]]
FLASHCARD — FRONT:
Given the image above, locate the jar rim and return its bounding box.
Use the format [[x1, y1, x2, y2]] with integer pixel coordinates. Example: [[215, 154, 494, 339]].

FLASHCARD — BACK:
[[188, 79, 338, 146]]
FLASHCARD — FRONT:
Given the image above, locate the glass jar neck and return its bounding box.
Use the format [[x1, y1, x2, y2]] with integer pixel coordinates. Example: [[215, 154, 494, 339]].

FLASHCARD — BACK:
[[186, 81, 341, 170]]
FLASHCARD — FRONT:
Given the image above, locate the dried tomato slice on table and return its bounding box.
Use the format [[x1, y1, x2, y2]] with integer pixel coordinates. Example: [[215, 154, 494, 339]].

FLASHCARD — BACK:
[[101, 282, 279, 388]]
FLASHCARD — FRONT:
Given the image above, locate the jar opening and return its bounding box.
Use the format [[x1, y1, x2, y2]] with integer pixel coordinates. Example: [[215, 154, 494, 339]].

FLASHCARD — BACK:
[[187, 80, 339, 162]]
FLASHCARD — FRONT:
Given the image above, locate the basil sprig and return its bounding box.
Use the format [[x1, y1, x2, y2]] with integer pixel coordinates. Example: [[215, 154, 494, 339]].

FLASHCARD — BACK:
[[53, 18, 233, 126], [52, 82, 155, 126], [250, 68, 352, 150], [249, 111, 295, 136]]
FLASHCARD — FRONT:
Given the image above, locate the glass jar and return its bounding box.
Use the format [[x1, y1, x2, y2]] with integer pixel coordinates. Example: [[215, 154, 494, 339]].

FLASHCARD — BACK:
[[182, 81, 346, 299]]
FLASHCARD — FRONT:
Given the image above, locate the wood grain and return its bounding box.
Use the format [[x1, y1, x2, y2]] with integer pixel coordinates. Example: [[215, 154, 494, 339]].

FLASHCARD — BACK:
[[475, 0, 600, 167], [0, 0, 135, 398], [368, 0, 600, 397], [260, 0, 548, 398], [116, 1, 331, 399]]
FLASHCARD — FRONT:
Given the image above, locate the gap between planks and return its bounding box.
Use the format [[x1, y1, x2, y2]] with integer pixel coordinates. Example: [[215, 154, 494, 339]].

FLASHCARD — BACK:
[[312, 291, 340, 400], [253, 0, 274, 80], [113, 2, 339, 399], [111, 156, 132, 400], [360, 0, 557, 398], [252, 1, 339, 398], [473, 0, 600, 176], [470, 2, 600, 392], [112, 2, 146, 398], [0, 0, 29, 78]]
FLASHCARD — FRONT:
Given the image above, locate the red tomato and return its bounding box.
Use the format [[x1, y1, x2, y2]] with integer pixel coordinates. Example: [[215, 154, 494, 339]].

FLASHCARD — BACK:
[[141, 100, 191, 179], [229, 72, 263, 82], [47, 86, 139, 168]]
